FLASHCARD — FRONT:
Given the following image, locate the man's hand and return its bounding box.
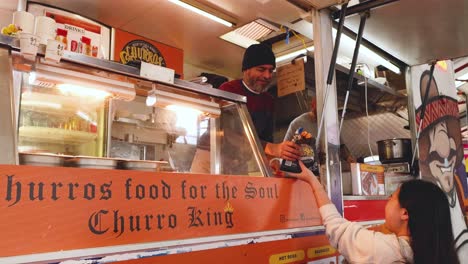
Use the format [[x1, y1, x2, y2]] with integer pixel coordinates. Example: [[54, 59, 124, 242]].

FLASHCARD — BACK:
[[265, 141, 301, 161]]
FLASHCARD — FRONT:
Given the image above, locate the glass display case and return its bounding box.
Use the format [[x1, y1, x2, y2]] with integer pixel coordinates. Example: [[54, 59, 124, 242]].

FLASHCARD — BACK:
[[18, 74, 105, 156], [109, 80, 268, 176], [15, 59, 135, 157]]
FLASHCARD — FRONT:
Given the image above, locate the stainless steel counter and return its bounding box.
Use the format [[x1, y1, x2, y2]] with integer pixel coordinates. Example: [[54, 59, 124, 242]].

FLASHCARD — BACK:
[[343, 195, 388, 200], [0, 34, 246, 104]]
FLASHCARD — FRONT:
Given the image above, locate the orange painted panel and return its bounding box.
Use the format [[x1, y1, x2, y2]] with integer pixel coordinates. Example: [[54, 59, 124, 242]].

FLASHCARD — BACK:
[[113, 28, 184, 77], [116, 235, 336, 264], [0, 165, 320, 257]]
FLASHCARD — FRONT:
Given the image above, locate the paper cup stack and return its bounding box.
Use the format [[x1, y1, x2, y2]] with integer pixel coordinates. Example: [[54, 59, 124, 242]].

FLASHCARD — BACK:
[[18, 32, 40, 55], [13, 11, 35, 33], [34, 16, 57, 45]]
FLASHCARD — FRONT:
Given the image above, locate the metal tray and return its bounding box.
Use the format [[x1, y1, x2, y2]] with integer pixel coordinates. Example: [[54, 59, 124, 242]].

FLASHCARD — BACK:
[[65, 156, 119, 169], [120, 160, 168, 172], [19, 153, 66, 167]]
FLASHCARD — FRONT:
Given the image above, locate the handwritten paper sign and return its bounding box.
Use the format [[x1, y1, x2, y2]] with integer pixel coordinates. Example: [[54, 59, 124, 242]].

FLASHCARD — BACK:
[[0, 165, 320, 257], [277, 60, 305, 97]]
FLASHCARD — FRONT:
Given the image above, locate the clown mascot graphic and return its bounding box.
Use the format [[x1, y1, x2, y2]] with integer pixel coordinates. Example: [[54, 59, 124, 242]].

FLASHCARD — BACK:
[[415, 64, 468, 261]]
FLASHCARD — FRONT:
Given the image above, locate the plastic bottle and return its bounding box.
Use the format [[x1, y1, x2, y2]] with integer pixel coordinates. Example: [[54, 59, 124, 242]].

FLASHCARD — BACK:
[[280, 127, 321, 176], [81, 36, 91, 56], [55, 28, 68, 50]]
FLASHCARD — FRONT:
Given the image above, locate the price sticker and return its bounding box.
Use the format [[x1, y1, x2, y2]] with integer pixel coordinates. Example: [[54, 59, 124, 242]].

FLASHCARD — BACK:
[[56, 43, 65, 56], [19, 32, 41, 56], [29, 36, 39, 46]]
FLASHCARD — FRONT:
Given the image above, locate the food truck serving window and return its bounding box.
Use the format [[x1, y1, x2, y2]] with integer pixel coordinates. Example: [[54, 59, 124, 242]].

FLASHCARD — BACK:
[[15, 58, 265, 176], [111, 85, 264, 176]]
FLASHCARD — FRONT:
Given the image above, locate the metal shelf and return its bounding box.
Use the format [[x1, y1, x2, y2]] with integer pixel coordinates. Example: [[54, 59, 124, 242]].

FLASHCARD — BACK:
[[19, 126, 98, 144], [343, 195, 388, 200], [335, 64, 404, 97]]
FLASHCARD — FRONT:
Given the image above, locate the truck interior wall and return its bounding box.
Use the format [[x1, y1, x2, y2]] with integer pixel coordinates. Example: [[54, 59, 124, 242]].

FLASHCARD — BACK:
[[272, 90, 410, 161], [183, 63, 236, 82], [0, 8, 13, 28], [340, 112, 410, 159]]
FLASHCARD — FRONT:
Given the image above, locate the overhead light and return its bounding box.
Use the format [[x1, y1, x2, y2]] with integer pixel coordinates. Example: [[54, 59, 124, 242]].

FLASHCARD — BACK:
[[333, 28, 401, 74], [32, 64, 136, 101], [146, 85, 157, 106], [276, 46, 314, 64], [166, 104, 202, 115], [220, 19, 279, 48], [21, 100, 62, 109], [28, 72, 36, 85], [166, 105, 203, 145], [220, 32, 259, 49], [154, 88, 221, 116], [168, 0, 234, 27], [57, 84, 111, 99], [305, 0, 349, 9]]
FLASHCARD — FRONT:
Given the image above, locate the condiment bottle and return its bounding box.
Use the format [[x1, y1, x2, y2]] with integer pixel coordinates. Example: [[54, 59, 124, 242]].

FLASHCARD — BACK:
[[81, 36, 91, 56], [280, 127, 303, 173], [280, 127, 321, 176], [55, 28, 68, 50]]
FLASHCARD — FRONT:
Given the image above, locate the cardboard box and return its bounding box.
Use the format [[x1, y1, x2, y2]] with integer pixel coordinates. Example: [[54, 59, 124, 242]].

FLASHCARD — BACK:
[[376, 69, 406, 91], [351, 163, 385, 195]]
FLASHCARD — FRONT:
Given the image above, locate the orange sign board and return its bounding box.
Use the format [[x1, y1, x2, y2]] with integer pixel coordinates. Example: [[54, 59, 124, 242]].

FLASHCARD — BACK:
[[0, 165, 320, 257], [113, 29, 184, 77]]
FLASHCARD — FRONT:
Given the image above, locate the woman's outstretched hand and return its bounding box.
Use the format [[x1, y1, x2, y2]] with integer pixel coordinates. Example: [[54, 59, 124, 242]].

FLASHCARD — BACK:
[[285, 161, 332, 208], [282, 161, 315, 182]]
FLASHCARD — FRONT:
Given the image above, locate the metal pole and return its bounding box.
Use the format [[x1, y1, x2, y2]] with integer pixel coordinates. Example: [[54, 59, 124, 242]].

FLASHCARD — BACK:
[[339, 12, 369, 133], [316, 3, 348, 149], [326, 3, 348, 85], [17, 0, 27, 11]]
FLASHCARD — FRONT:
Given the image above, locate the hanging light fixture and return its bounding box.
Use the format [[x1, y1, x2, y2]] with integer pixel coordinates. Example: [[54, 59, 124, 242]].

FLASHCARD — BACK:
[[30, 64, 136, 101], [146, 84, 157, 106], [145, 84, 221, 116], [167, 0, 235, 27]]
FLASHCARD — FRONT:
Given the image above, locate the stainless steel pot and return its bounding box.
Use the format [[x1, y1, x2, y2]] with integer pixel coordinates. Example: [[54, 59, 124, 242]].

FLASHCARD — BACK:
[[376, 138, 412, 164]]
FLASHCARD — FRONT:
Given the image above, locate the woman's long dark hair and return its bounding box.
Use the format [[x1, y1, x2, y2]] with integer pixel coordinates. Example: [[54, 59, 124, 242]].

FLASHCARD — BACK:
[[399, 180, 460, 264]]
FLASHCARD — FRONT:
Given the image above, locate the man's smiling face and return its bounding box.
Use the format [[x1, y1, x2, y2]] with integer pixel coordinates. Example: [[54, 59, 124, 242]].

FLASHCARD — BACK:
[[243, 64, 274, 93]]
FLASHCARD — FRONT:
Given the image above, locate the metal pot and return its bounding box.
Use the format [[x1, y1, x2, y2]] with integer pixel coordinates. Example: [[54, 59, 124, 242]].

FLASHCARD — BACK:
[[376, 138, 412, 164]]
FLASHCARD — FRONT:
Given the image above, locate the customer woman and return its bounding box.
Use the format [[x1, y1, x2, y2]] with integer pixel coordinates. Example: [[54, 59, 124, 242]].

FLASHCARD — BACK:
[[287, 162, 459, 264]]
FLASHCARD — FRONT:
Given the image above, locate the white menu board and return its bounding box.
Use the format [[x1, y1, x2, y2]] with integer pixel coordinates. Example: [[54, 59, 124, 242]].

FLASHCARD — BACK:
[[28, 3, 110, 59]]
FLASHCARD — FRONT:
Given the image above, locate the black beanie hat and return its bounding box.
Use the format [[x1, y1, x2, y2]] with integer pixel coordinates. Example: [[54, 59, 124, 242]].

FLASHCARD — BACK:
[[242, 44, 276, 71]]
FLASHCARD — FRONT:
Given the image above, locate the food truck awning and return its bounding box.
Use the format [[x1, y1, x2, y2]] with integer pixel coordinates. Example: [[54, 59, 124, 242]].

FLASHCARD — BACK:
[[342, 0, 468, 66], [6, 0, 466, 75]]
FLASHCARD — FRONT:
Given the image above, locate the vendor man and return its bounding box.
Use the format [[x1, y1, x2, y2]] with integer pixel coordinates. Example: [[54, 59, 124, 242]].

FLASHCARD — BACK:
[[219, 44, 300, 161]]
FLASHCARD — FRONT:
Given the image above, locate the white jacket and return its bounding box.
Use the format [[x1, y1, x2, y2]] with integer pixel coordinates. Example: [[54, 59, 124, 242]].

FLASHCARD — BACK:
[[320, 204, 414, 264]]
